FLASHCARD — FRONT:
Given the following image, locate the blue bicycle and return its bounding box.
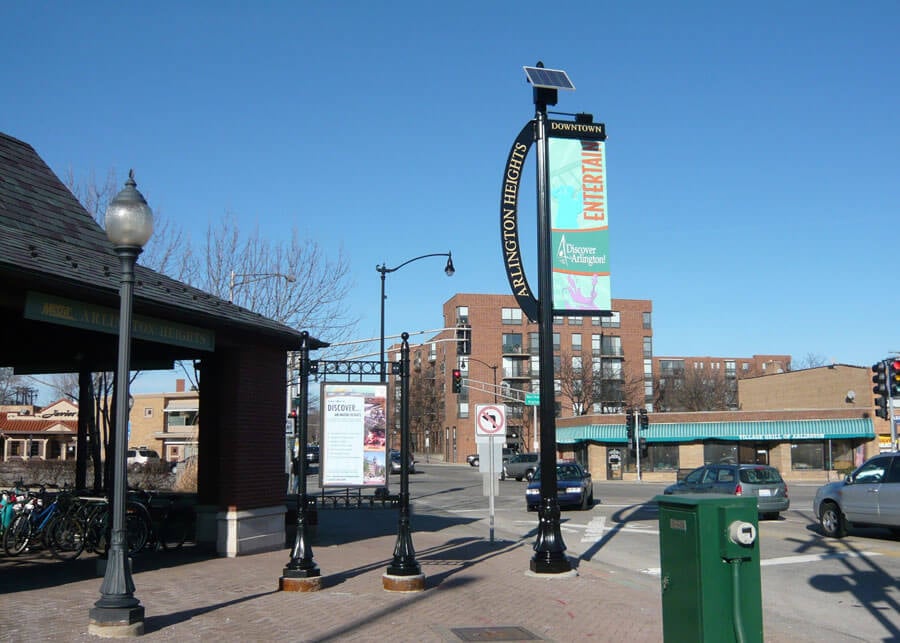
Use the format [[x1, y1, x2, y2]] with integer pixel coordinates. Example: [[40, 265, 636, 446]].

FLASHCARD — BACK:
[[3, 488, 58, 556]]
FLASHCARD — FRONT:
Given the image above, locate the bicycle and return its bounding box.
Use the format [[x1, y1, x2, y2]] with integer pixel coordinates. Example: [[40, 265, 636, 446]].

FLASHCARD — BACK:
[[3, 487, 57, 556], [134, 490, 193, 551]]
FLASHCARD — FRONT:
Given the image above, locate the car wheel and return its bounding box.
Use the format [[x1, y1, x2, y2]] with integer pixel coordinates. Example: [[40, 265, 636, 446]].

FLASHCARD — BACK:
[[525, 470, 535, 482], [820, 501, 847, 538], [526, 504, 536, 512], [500, 470, 506, 481], [472, 458, 479, 467], [580, 489, 592, 510]]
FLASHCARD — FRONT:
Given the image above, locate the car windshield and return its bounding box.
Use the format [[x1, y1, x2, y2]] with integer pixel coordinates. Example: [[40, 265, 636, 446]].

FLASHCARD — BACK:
[[739, 467, 782, 484], [531, 464, 582, 482]]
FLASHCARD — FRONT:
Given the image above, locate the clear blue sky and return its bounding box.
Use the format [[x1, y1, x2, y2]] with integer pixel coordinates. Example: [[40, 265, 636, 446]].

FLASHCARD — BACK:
[[5, 2, 899, 399]]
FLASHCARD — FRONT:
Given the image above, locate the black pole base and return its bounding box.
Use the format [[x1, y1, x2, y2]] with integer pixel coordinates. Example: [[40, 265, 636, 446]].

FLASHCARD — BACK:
[[281, 564, 321, 579], [530, 497, 572, 575], [88, 605, 145, 638]]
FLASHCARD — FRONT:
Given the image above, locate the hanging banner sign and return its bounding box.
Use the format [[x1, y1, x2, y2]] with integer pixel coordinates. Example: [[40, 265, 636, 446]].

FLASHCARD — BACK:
[[320, 382, 388, 488], [499, 121, 539, 322], [548, 120, 611, 316]]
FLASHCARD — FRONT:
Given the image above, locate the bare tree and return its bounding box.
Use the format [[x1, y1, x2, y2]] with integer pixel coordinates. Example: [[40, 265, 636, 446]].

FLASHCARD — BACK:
[[654, 365, 733, 412], [557, 351, 597, 416], [791, 353, 829, 370], [0, 368, 25, 404]]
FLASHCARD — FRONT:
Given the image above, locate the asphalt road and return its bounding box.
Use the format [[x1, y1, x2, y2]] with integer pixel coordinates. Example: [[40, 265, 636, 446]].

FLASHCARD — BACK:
[[397, 462, 900, 642]]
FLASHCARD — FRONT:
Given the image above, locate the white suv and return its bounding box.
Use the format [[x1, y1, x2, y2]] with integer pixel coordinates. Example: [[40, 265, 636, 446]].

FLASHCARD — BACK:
[[127, 448, 161, 467]]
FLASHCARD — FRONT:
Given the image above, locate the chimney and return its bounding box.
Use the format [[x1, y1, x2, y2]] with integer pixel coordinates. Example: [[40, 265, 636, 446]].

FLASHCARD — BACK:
[[176, 379, 185, 393]]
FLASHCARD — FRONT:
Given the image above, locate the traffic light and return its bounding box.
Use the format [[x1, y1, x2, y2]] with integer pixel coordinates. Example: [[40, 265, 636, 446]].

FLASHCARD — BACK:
[[625, 408, 635, 449], [638, 408, 649, 432], [452, 369, 462, 393], [639, 437, 648, 457], [873, 361, 889, 419], [890, 359, 900, 398]]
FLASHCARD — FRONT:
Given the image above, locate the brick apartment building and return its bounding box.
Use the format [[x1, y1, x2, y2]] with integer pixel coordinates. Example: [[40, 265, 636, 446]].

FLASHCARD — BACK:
[[396, 293, 652, 464]]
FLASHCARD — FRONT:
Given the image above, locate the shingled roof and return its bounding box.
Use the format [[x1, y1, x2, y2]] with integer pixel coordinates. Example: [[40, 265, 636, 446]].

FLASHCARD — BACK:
[[0, 131, 303, 349]]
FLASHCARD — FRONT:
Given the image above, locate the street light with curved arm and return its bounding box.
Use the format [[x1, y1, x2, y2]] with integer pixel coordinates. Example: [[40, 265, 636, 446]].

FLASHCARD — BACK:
[[229, 270, 296, 302], [377, 252, 454, 380], [460, 356, 498, 403]]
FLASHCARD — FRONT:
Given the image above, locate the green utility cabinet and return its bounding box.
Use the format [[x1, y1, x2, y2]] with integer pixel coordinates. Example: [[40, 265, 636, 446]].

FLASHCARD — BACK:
[[656, 495, 763, 643]]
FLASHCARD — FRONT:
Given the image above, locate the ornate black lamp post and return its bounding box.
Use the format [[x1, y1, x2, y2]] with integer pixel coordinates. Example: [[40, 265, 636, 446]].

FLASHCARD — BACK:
[[383, 333, 425, 591], [281, 331, 328, 592], [530, 64, 573, 575], [377, 252, 454, 380], [89, 170, 154, 637]]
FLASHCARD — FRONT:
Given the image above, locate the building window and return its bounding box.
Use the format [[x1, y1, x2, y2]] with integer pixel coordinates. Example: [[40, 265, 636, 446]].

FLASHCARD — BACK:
[[625, 444, 678, 472], [642, 336, 652, 358], [598, 311, 620, 328], [705, 442, 738, 465], [725, 360, 736, 378], [790, 442, 824, 470], [659, 359, 684, 376], [502, 308, 522, 325], [528, 332, 539, 354], [530, 356, 539, 376], [143, 407, 153, 418], [552, 333, 560, 352], [601, 335, 622, 357], [458, 402, 469, 418], [591, 334, 601, 356], [642, 312, 651, 329], [502, 333, 522, 353], [568, 316, 582, 325], [571, 333, 582, 352], [572, 356, 582, 374], [456, 306, 469, 324]]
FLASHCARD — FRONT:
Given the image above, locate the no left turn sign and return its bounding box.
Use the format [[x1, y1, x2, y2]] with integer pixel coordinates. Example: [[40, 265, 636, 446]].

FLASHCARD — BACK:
[[476, 404, 507, 437]]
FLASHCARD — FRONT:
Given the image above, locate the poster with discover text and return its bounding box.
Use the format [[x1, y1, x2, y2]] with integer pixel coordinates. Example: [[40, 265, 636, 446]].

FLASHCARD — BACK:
[[320, 383, 387, 487]]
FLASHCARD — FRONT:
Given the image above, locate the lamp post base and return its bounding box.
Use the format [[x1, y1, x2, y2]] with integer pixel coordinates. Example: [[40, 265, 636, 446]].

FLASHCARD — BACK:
[[382, 572, 426, 592], [88, 606, 145, 638], [279, 572, 323, 592]]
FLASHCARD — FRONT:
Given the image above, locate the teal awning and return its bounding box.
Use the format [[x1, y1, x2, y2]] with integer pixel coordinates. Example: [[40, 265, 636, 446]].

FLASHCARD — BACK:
[[556, 418, 875, 445]]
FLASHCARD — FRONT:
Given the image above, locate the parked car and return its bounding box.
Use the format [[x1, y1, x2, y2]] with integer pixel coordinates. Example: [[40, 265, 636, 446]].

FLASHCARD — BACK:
[[126, 447, 161, 467], [389, 450, 416, 475], [467, 448, 515, 470], [525, 461, 594, 511], [813, 452, 900, 538], [663, 463, 789, 519], [502, 452, 539, 481]]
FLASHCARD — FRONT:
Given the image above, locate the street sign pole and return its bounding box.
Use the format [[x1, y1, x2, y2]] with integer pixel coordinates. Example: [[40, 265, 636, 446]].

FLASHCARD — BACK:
[[488, 434, 495, 543]]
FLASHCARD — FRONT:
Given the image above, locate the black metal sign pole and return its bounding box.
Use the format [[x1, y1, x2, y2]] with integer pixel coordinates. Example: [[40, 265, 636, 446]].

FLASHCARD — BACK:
[[531, 82, 571, 575], [384, 332, 425, 591], [281, 331, 322, 590]]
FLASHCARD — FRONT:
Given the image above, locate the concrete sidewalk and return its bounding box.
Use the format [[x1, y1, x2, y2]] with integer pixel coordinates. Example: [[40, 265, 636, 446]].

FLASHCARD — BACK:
[[1, 505, 667, 642]]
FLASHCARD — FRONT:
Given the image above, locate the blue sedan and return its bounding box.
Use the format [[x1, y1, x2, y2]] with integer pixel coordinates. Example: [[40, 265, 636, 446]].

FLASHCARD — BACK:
[[525, 462, 594, 511]]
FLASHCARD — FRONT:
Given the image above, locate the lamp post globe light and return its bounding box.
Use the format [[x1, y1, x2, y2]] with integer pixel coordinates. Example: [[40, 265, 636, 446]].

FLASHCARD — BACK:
[[376, 252, 454, 381], [89, 170, 153, 637]]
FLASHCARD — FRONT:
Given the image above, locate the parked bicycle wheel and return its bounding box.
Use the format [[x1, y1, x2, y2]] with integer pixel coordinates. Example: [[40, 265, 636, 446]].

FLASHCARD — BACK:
[[46, 514, 85, 561], [124, 503, 151, 554], [3, 513, 33, 556]]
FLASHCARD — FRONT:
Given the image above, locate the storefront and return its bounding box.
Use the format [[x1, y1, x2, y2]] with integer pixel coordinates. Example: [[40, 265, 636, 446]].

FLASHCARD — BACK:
[[557, 417, 876, 483]]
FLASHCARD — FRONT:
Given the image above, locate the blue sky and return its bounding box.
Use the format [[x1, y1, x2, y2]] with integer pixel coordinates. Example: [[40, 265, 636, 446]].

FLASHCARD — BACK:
[[5, 2, 899, 400]]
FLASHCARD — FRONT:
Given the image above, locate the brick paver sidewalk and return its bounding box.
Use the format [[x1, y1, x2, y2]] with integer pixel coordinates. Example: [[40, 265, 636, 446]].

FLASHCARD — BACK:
[[0, 506, 665, 641]]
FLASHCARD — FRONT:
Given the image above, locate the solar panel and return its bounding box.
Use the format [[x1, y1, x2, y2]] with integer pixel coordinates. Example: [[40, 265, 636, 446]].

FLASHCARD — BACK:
[[523, 66, 575, 91]]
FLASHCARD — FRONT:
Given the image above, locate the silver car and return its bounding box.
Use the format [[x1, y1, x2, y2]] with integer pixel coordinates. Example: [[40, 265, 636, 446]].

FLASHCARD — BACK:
[[663, 463, 790, 519], [813, 452, 900, 538]]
